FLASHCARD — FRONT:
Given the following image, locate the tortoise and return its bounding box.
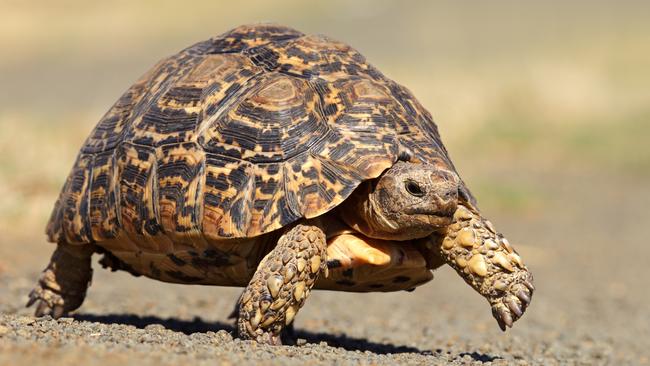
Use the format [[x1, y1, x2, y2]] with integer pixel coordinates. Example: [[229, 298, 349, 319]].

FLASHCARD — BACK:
[[28, 24, 534, 344]]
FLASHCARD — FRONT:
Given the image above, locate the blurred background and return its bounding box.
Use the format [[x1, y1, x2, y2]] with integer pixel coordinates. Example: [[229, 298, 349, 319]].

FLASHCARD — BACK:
[[1, 0, 649, 363]]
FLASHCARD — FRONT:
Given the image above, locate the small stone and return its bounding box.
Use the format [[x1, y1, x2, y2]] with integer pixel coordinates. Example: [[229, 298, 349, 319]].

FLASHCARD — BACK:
[[468, 254, 488, 277], [0, 325, 9, 336], [214, 330, 233, 343], [144, 324, 166, 332], [297, 338, 307, 346], [17, 317, 34, 326]]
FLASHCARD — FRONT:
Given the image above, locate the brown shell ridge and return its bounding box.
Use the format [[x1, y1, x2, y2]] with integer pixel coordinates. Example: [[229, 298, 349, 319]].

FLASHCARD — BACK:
[[194, 69, 266, 138], [206, 24, 305, 54], [58, 154, 95, 244]]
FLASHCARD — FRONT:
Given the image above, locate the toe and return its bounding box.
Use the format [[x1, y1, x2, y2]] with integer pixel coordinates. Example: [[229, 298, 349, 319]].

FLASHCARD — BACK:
[[516, 288, 531, 308], [26, 291, 38, 308], [52, 305, 66, 319], [492, 303, 514, 331], [493, 307, 507, 331], [506, 297, 523, 318], [34, 301, 50, 317]]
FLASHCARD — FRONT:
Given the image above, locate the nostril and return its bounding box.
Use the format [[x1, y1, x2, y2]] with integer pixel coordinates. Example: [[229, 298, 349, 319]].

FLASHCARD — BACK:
[[439, 187, 457, 201]]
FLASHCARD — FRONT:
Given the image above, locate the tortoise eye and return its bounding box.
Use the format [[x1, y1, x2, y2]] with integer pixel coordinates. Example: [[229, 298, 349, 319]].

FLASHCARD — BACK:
[[404, 180, 425, 197]]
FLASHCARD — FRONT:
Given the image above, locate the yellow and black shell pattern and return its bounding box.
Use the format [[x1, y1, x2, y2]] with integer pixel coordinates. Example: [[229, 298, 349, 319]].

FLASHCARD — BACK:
[[46, 24, 458, 247]]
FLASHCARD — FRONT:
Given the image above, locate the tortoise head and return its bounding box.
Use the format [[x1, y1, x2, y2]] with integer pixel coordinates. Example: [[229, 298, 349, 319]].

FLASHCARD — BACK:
[[339, 161, 461, 240]]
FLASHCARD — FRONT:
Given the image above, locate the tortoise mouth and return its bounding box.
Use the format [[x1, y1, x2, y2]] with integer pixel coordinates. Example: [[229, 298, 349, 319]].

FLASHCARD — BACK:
[[410, 213, 454, 229], [404, 203, 458, 226]]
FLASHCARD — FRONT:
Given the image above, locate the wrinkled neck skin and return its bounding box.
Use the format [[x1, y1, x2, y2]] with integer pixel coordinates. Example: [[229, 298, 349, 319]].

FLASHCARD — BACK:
[[338, 181, 443, 241]]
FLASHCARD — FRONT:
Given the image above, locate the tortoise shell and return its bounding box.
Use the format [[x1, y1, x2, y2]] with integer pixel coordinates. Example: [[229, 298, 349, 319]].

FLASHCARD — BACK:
[[46, 24, 457, 250]]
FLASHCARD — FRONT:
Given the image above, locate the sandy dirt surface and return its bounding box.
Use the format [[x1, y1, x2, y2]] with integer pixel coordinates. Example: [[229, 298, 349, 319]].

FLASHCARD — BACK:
[[1, 169, 648, 365]]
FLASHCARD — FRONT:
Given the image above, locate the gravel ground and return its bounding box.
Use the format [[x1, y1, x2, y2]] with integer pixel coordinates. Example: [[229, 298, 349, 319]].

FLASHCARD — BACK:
[[1, 171, 648, 365]]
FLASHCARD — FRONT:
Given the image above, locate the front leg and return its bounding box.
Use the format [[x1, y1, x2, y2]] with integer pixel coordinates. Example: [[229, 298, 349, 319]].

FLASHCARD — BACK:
[[237, 222, 328, 344], [432, 204, 535, 330]]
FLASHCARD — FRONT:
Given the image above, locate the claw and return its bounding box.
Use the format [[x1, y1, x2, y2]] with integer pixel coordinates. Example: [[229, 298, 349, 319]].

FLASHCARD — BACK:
[[497, 317, 506, 331], [506, 297, 522, 318], [52, 305, 65, 319], [228, 304, 239, 319], [493, 307, 507, 331], [26, 293, 37, 308], [524, 279, 535, 292], [502, 311, 513, 329], [517, 289, 531, 306], [35, 301, 49, 317], [495, 306, 513, 330]]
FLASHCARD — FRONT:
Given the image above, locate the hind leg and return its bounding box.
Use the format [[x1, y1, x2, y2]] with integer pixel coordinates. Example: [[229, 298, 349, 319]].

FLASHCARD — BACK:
[[27, 243, 95, 318], [236, 222, 328, 345]]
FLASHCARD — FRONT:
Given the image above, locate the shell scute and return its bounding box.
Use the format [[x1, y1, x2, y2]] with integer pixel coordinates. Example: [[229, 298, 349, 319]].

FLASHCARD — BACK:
[[61, 154, 94, 244], [207, 24, 305, 54], [156, 142, 206, 245], [88, 151, 119, 241], [114, 143, 161, 245]]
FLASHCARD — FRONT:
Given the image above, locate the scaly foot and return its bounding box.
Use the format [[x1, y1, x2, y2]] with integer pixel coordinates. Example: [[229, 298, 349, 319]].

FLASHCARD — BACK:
[[26, 244, 94, 318], [433, 204, 535, 330]]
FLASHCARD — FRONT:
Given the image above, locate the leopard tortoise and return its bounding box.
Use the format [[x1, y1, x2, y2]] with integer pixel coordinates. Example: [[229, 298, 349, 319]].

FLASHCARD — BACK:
[[28, 24, 534, 344]]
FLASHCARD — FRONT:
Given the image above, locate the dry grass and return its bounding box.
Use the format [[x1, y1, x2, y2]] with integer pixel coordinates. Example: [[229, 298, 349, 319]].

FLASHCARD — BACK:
[[1, 0, 649, 246]]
